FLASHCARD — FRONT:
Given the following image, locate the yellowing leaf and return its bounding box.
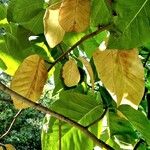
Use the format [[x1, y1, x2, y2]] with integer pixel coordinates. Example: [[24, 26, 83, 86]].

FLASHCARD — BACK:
[[62, 59, 80, 87], [93, 49, 144, 108], [10, 55, 48, 109], [0, 147, 3, 150], [43, 7, 65, 48], [5, 144, 16, 150], [59, 0, 90, 32], [78, 57, 95, 90]]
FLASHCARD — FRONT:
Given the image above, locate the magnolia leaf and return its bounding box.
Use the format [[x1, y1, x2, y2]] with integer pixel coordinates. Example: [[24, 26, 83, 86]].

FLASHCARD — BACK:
[[78, 57, 95, 90], [62, 59, 80, 87], [5, 144, 16, 150], [93, 48, 144, 108], [10, 54, 48, 109], [43, 7, 65, 48], [59, 0, 90, 32]]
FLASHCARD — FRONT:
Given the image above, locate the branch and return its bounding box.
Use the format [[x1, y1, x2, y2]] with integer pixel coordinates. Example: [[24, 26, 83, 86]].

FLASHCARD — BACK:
[[85, 107, 108, 128], [0, 109, 23, 139], [0, 82, 114, 150], [48, 24, 112, 71]]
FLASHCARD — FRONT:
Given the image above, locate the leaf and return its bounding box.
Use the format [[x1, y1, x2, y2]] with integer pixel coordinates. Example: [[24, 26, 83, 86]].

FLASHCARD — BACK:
[[62, 59, 80, 87], [59, 0, 90, 32], [7, 0, 45, 34], [118, 105, 150, 145], [42, 91, 103, 150], [10, 54, 48, 109], [108, 111, 137, 144], [0, 4, 7, 20], [43, 7, 65, 48], [93, 48, 144, 108], [108, 0, 150, 49], [52, 63, 64, 95], [91, 0, 112, 26], [78, 57, 95, 90], [5, 144, 16, 150]]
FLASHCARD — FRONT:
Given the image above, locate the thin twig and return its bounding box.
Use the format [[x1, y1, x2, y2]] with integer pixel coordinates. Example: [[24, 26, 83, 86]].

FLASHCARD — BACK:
[[59, 120, 61, 150], [133, 139, 145, 150], [48, 24, 112, 72], [0, 82, 114, 150], [85, 107, 108, 128], [0, 109, 23, 139]]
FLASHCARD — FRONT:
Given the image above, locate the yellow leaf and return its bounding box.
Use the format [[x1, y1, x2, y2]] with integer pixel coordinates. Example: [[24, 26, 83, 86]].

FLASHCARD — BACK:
[[10, 55, 48, 109], [59, 0, 90, 32], [0, 147, 3, 150], [5, 144, 16, 150], [43, 7, 65, 48], [93, 49, 144, 108], [78, 57, 95, 90], [62, 59, 80, 87]]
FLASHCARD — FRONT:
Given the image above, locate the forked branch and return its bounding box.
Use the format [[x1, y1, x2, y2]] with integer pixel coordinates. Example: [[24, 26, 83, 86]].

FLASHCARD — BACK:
[[48, 24, 112, 71], [0, 82, 114, 150]]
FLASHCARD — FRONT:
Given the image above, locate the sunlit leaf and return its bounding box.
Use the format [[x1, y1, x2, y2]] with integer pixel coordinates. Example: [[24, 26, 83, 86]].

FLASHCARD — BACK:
[[43, 7, 65, 48], [62, 59, 80, 87], [59, 0, 90, 32], [78, 57, 94, 90], [93, 48, 144, 108], [10, 54, 48, 109]]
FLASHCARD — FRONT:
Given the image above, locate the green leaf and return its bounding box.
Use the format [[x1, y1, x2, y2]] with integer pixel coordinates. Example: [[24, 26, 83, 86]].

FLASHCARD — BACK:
[[7, 0, 45, 34], [79, 30, 107, 58], [108, 111, 137, 144], [0, 4, 7, 20], [52, 63, 64, 95], [108, 0, 150, 49], [0, 58, 7, 70], [42, 91, 104, 150], [91, 0, 112, 26], [0, 22, 50, 75], [118, 105, 150, 145]]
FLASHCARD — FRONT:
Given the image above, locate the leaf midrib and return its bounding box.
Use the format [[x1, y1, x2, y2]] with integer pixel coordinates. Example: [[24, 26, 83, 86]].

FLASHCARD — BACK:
[[123, 0, 149, 33]]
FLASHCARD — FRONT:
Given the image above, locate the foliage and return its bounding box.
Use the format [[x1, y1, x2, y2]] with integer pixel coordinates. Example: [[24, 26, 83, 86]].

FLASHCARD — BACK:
[[0, 73, 44, 150], [0, 0, 150, 150]]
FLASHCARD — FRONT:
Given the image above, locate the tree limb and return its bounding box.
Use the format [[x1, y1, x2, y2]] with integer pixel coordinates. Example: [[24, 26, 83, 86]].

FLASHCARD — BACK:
[[0, 82, 114, 150], [48, 24, 112, 72], [0, 109, 23, 139]]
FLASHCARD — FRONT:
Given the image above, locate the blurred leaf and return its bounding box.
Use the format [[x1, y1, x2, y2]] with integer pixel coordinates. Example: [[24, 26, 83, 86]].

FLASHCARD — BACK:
[[5, 144, 16, 150]]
